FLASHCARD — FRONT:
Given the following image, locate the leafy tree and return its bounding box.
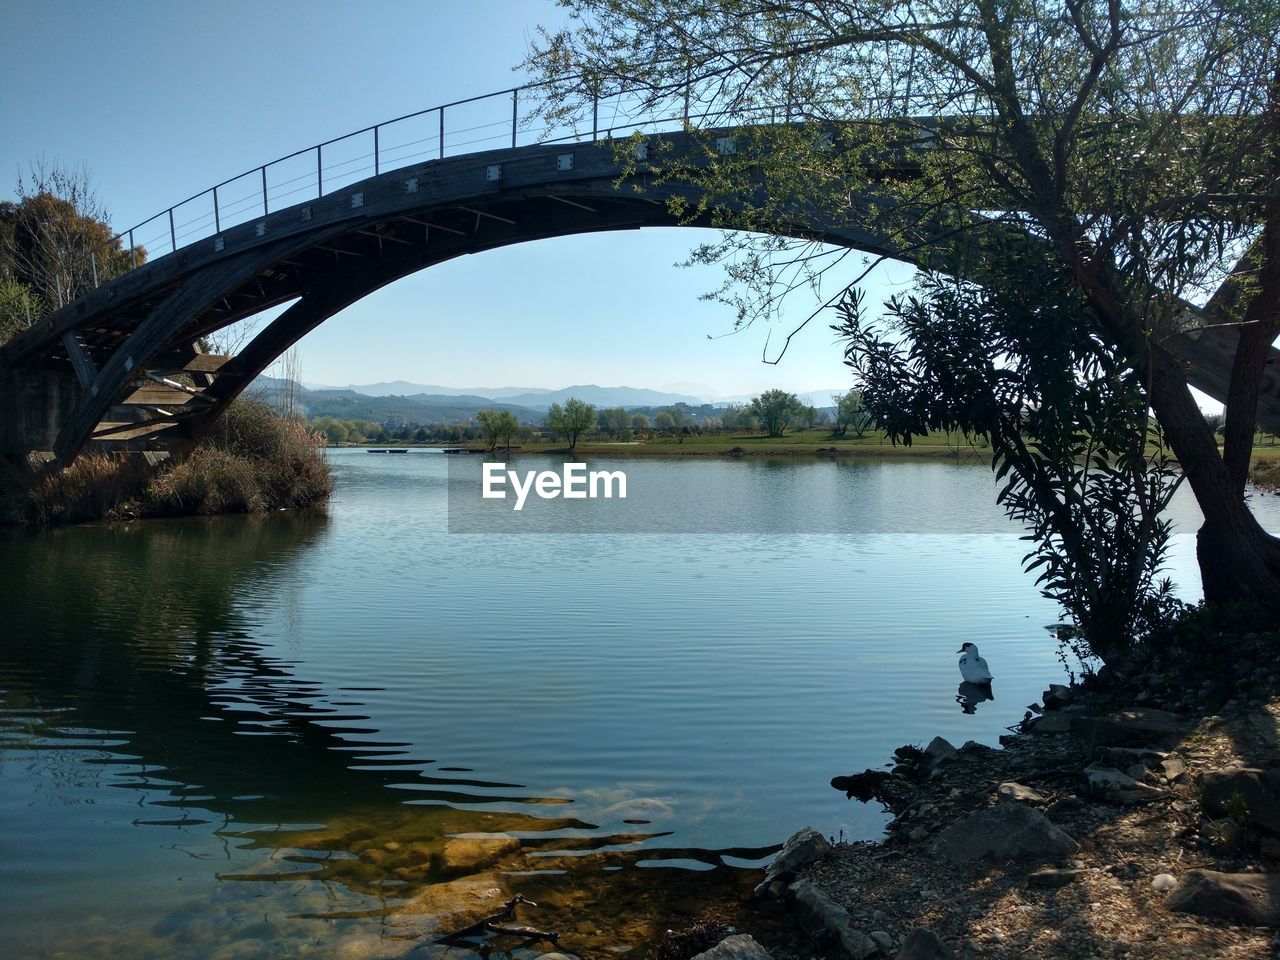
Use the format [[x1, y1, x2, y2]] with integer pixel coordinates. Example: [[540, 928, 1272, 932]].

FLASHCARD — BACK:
[[721, 403, 754, 432], [0, 163, 140, 330], [527, 0, 1280, 616], [0, 276, 34, 347], [749, 389, 802, 437], [477, 408, 520, 452], [598, 406, 633, 439], [653, 410, 677, 433], [793, 404, 819, 430], [833, 388, 874, 439], [840, 263, 1183, 662], [630, 412, 650, 434], [546, 397, 596, 449]]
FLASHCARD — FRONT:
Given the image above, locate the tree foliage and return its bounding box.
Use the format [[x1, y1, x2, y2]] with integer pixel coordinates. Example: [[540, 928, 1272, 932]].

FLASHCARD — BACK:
[[546, 397, 597, 449], [478, 408, 520, 451], [0, 163, 141, 344], [527, 0, 1280, 616], [598, 406, 634, 439], [749, 388, 802, 437], [838, 258, 1183, 661], [833, 388, 874, 438]]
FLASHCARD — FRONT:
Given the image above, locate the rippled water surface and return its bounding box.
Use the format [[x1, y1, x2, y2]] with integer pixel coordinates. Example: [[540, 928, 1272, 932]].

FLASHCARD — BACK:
[[4, 451, 1277, 959]]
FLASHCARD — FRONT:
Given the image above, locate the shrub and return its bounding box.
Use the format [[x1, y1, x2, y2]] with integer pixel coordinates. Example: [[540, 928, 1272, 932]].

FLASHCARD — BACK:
[[1, 398, 332, 525]]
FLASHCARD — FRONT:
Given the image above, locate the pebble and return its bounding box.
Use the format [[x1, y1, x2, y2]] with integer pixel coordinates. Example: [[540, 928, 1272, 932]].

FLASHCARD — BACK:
[[1153, 873, 1178, 892]]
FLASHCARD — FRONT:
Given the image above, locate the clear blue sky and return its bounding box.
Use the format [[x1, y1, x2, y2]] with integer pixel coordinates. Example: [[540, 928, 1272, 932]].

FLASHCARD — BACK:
[[1, 0, 921, 399]]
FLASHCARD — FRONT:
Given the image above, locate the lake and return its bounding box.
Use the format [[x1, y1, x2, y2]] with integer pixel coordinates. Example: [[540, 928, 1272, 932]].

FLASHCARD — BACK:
[[3, 450, 1276, 959]]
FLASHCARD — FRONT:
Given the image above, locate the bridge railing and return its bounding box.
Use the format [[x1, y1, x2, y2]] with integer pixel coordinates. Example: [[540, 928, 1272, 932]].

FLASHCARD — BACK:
[[65, 80, 838, 304]]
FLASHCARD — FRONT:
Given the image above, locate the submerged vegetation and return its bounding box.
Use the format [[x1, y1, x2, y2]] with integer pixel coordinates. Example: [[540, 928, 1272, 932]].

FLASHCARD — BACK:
[[2, 398, 332, 526]]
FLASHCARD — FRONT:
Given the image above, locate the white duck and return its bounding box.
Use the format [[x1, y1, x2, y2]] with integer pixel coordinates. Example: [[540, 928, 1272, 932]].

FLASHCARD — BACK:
[[956, 642, 993, 684]]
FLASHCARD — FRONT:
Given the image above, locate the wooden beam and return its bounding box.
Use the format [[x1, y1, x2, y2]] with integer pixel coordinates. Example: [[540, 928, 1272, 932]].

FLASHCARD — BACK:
[[357, 228, 413, 245], [544, 195, 597, 213], [400, 215, 466, 235], [152, 352, 233, 375], [91, 417, 185, 440], [458, 206, 518, 225], [61, 332, 98, 389]]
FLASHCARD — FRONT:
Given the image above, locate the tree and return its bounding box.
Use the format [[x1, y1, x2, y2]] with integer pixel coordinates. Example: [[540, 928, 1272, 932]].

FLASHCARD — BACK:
[[477, 408, 520, 452], [527, 1, 1280, 618], [546, 397, 596, 449], [653, 410, 678, 433], [0, 162, 140, 334], [630, 412, 650, 434], [833, 388, 874, 439], [721, 403, 754, 432], [839, 265, 1183, 662], [599, 406, 633, 439], [793, 404, 819, 430], [749, 389, 802, 437]]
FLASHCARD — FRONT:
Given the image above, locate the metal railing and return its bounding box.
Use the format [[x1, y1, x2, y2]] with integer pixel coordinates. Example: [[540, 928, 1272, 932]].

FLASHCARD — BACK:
[[92, 79, 856, 276], [114, 82, 735, 264]]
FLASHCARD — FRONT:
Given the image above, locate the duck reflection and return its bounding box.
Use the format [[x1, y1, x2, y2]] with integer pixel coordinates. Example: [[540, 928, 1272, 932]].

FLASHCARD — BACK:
[[956, 680, 995, 714]]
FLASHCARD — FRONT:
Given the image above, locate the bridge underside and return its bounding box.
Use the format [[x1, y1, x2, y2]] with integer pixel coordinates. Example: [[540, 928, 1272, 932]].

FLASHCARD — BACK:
[[0, 132, 1274, 468]]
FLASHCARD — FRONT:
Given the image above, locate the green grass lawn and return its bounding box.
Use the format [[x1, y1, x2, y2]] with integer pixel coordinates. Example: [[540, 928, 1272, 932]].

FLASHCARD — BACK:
[[437, 428, 992, 458]]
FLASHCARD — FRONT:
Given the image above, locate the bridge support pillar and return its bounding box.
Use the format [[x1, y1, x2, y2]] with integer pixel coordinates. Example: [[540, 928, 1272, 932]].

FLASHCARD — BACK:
[[0, 366, 82, 463]]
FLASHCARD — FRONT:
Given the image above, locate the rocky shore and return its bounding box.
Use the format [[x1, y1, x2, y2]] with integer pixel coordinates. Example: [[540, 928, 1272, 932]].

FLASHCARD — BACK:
[[709, 633, 1280, 960]]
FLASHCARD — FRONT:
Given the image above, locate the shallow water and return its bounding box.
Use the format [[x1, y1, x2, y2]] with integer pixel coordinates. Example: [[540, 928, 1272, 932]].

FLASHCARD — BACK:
[[3, 451, 1276, 959]]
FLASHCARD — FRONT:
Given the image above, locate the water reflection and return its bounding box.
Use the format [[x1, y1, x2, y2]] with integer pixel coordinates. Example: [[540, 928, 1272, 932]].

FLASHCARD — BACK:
[[0, 512, 785, 960], [956, 681, 996, 715]]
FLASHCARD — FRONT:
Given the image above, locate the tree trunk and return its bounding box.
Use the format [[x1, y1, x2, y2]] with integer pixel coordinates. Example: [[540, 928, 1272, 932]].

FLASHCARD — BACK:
[[1147, 342, 1280, 613]]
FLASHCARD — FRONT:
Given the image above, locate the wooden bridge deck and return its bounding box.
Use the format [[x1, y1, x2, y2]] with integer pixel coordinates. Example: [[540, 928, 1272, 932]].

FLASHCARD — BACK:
[[0, 126, 1273, 466]]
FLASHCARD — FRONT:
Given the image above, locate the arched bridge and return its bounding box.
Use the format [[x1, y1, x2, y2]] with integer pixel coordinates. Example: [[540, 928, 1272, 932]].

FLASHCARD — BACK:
[[1, 85, 1273, 467]]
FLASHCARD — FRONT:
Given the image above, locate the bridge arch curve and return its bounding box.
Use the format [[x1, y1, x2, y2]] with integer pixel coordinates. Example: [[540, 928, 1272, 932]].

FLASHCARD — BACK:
[[0, 131, 914, 465], [0, 128, 1270, 467]]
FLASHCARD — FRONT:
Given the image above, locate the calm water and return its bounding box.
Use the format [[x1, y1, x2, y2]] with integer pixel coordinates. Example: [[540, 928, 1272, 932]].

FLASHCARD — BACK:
[[3, 451, 1277, 959]]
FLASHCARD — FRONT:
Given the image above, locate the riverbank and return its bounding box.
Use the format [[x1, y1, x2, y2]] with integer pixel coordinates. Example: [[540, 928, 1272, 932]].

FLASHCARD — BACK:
[[335, 429, 992, 459], [0, 399, 332, 525], [336, 433, 1280, 491], [720, 625, 1280, 960]]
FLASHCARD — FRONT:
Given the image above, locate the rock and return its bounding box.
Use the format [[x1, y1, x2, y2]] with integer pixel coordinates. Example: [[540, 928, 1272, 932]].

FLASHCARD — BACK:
[[1202, 768, 1280, 837], [1081, 765, 1164, 803], [442, 835, 520, 872], [396, 873, 509, 938], [923, 737, 958, 766], [1028, 867, 1086, 888], [1030, 712, 1074, 734], [870, 931, 894, 950], [1160, 757, 1187, 782], [998, 782, 1047, 804], [1042, 684, 1073, 711], [1084, 708, 1186, 747], [930, 802, 1078, 864], [791, 880, 878, 959], [909, 826, 930, 842], [760, 827, 831, 889], [1046, 796, 1085, 816], [959, 741, 994, 755], [690, 934, 775, 960], [895, 927, 954, 960], [1094, 746, 1165, 768], [1152, 873, 1178, 892], [1167, 870, 1280, 926]]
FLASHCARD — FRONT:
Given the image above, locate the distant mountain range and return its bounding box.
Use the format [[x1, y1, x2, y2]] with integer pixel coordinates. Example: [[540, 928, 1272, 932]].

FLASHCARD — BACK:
[[303, 380, 847, 409], [256, 378, 847, 424]]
